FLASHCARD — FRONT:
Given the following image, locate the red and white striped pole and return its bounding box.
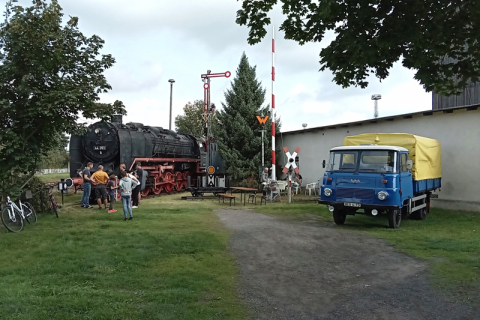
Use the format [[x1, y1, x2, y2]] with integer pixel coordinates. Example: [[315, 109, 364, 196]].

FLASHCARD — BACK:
[[271, 25, 276, 181]]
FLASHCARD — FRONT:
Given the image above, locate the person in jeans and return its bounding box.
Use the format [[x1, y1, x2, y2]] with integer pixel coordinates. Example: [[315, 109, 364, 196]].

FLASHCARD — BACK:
[[119, 170, 138, 220], [119, 163, 140, 207], [81, 162, 94, 208], [107, 174, 118, 213]]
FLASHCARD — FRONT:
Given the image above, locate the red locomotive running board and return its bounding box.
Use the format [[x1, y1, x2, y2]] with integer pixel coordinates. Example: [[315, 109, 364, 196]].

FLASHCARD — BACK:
[[129, 157, 200, 171]]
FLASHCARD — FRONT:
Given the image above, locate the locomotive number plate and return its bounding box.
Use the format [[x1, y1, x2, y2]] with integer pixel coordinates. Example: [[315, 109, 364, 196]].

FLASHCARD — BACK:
[[344, 202, 361, 208], [94, 146, 106, 150]]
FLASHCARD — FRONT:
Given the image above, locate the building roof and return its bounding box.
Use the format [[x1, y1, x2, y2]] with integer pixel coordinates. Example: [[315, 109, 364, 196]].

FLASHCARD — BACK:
[[282, 103, 480, 135]]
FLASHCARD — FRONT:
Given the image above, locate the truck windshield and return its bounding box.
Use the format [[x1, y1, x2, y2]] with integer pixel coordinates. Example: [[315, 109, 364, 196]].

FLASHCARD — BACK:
[[326, 151, 358, 172], [358, 150, 397, 173], [326, 150, 397, 173]]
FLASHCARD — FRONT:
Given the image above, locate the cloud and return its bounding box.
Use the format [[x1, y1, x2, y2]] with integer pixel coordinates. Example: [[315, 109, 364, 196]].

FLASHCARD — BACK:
[[302, 101, 333, 114], [11, 0, 432, 137], [104, 61, 164, 93]]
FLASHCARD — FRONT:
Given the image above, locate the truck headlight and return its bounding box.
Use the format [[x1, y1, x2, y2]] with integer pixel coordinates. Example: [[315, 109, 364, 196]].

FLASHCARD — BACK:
[[378, 191, 388, 201], [324, 188, 332, 197]]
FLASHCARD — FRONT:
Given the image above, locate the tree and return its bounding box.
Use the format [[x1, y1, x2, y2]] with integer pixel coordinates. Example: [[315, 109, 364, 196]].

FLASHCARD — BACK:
[[236, 0, 480, 95], [213, 53, 281, 186], [175, 100, 207, 139], [0, 0, 126, 196], [39, 133, 69, 169]]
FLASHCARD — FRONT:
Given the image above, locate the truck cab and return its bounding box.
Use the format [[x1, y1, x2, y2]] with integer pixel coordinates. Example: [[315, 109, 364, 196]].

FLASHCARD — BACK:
[[319, 145, 416, 228]]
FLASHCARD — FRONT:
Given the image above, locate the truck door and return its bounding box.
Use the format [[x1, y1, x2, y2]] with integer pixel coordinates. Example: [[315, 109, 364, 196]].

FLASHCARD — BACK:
[[399, 152, 413, 203]]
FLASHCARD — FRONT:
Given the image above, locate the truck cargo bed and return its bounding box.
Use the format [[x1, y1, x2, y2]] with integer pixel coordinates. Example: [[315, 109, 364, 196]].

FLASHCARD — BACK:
[[413, 178, 441, 193]]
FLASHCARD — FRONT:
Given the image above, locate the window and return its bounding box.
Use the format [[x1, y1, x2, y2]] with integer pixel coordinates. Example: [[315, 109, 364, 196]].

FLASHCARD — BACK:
[[358, 150, 397, 173], [400, 153, 408, 172], [327, 151, 358, 172]]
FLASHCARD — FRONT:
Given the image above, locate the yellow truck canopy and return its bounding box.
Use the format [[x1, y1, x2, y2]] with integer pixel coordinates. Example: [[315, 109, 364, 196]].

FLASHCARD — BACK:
[[343, 133, 441, 181]]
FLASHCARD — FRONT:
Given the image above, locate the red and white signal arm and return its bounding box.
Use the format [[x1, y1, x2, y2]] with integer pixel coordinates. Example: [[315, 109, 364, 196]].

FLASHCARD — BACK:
[[282, 146, 300, 174]]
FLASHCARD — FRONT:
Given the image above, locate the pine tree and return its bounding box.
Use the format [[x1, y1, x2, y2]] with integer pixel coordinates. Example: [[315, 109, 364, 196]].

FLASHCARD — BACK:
[[213, 53, 281, 186]]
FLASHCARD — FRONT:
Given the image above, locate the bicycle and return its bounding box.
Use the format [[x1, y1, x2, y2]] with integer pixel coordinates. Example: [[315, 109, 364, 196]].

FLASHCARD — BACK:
[[46, 185, 59, 218], [1, 195, 37, 233]]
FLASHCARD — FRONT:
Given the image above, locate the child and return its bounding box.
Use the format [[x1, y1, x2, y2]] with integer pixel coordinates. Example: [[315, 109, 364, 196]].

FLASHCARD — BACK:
[[118, 171, 138, 220], [107, 174, 118, 213]]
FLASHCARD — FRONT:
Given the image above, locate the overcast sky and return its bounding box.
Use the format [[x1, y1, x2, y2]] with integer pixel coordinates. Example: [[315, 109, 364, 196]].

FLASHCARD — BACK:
[[19, 0, 431, 132]]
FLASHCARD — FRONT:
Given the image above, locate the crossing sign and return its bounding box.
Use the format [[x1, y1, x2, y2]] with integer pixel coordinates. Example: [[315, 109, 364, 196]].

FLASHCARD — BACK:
[[282, 146, 300, 174], [207, 174, 215, 187]]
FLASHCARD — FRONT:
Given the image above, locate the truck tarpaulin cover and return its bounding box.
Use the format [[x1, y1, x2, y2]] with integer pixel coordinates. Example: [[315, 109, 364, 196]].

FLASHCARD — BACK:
[[343, 133, 442, 181]]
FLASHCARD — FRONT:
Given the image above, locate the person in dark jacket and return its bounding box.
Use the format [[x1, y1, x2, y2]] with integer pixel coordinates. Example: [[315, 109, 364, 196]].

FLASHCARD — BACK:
[[81, 162, 94, 208], [132, 163, 142, 208]]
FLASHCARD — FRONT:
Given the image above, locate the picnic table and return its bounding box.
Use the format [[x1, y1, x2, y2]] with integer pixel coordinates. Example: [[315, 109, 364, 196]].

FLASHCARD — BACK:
[[229, 187, 259, 206]]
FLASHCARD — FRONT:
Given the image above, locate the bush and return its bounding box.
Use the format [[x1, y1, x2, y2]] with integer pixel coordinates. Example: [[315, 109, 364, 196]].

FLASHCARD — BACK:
[[24, 176, 49, 213]]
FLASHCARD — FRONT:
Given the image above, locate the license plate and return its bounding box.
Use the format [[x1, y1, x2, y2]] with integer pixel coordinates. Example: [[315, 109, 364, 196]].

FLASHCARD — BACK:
[[94, 146, 106, 150], [344, 202, 361, 208]]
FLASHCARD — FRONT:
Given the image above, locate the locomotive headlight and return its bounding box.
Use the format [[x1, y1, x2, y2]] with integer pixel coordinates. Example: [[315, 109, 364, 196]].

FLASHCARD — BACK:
[[378, 191, 388, 201], [95, 128, 100, 134], [324, 188, 332, 197]]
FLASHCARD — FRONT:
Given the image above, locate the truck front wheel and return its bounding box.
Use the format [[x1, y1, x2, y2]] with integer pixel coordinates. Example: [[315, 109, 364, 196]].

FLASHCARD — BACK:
[[333, 209, 347, 225], [388, 209, 401, 229]]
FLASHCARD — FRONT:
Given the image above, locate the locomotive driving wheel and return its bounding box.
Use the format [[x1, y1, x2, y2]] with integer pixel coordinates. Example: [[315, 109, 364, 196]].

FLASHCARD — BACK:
[[153, 184, 163, 195], [152, 176, 163, 195], [164, 172, 173, 194], [183, 172, 190, 189], [141, 187, 151, 197], [175, 172, 183, 191]]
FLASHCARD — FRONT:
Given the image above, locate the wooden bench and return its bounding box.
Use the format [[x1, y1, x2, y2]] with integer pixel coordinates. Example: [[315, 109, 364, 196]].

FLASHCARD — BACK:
[[217, 193, 236, 206]]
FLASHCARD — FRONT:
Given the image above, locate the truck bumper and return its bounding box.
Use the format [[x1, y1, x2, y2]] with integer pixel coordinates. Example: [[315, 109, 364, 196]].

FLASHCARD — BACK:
[[318, 200, 399, 211]]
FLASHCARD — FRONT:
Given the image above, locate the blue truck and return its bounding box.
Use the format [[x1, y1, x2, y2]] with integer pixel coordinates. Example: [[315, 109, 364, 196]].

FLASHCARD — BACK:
[[318, 133, 442, 229]]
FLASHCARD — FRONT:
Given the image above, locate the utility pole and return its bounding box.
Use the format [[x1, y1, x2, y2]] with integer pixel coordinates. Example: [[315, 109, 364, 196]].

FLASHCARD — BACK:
[[371, 94, 381, 118], [168, 79, 175, 130]]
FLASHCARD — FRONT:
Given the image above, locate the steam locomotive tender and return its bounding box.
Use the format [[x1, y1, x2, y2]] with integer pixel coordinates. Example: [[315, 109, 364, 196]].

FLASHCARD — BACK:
[[69, 115, 227, 197]]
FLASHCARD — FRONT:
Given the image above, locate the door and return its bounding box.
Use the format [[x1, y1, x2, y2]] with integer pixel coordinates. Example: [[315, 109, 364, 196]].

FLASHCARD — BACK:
[[399, 152, 413, 204]]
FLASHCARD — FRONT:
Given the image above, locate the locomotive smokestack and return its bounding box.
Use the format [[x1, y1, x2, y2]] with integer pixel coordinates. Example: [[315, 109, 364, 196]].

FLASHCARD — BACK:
[[112, 114, 123, 124]]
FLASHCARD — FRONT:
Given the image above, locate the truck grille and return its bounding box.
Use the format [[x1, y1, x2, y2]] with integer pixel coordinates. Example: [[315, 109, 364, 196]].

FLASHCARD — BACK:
[[337, 188, 374, 200]]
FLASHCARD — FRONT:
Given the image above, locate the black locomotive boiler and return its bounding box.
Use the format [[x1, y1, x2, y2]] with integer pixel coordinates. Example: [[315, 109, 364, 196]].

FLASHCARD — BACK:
[[69, 115, 227, 196]]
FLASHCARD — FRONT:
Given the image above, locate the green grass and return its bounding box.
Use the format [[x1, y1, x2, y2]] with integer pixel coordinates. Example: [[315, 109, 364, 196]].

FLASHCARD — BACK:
[[0, 193, 246, 320], [256, 200, 480, 297], [36, 172, 70, 183]]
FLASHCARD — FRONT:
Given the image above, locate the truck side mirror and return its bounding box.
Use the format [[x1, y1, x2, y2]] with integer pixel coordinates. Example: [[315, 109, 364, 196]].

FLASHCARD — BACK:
[[322, 160, 326, 168], [406, 160, 413, 170]]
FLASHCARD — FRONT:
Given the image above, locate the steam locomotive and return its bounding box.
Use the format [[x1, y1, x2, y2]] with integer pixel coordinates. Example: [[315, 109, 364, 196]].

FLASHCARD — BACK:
[[69, 115, 228, 197]]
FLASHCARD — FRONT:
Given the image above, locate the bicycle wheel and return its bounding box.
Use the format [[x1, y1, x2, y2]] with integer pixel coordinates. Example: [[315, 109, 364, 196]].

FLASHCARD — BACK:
[[1, 206, 24, 232], [50, 196, 59, 218], [22, 202, 37, 224]]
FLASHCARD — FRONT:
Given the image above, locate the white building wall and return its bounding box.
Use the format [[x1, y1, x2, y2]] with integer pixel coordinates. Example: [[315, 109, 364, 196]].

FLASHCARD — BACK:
[[277, 108, 480, 212]]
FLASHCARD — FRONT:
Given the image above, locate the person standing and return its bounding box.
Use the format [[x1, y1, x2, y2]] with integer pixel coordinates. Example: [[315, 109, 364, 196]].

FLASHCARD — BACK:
[[107, 174, 118, 213], [132, 163, 142, 208], [81, 162, 94, 208], [119, 163, 140, 200], [119, 170, 138, 220], [91, 165, 109, 210]]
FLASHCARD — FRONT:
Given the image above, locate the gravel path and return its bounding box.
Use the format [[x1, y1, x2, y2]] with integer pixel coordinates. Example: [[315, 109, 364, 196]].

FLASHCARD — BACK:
[[216, 209, 479, 320]]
